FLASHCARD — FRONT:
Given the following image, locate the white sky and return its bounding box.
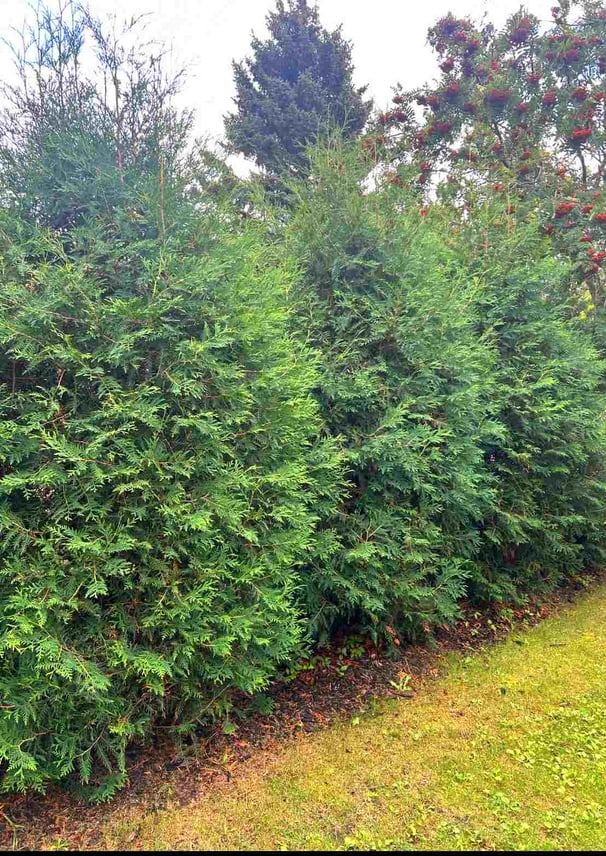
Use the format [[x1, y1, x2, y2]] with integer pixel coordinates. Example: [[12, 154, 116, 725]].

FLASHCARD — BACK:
[[0, 0, 556, 172]]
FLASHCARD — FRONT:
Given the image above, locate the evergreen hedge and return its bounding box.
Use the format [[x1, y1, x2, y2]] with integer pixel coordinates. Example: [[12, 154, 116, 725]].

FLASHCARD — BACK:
[[0, 210, 336, 796], [1, 0, 606, 800], [453, 207, 606, 600], [285, 147, 497, 640]]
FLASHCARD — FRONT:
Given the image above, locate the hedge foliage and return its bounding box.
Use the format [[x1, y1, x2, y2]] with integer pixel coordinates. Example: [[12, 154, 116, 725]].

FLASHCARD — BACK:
[[0, 6, 343, 792], [284, 148, 497, 640], [1, 2, 606, 799], [0, 210, 342, 796], [284, 147, 606, 635], [454, 207, 606, 599]]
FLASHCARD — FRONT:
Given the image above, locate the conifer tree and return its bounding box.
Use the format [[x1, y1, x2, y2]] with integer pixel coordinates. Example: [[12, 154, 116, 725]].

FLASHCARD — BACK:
[[0, 2, 340, 796], [285, 142, 496, 640], [0, 2, 191, 238], [449, 202, 606, 599], [225, 0, 371, 176]]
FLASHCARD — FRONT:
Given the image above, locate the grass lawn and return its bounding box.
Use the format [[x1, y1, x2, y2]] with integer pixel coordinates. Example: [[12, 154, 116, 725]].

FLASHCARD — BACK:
[[95, 586, 606, 850]]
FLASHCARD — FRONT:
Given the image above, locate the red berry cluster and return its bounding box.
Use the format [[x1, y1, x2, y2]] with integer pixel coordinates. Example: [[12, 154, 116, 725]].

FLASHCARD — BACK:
[[542, 89, 558, 106], [569, 127, 592, 143], [484, 88, 511, 107], [555, 201, 577, 218]]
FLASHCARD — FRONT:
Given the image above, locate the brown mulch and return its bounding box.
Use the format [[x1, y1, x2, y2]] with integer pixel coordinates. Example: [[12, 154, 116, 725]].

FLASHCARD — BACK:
[[0, 575, 600, 851]]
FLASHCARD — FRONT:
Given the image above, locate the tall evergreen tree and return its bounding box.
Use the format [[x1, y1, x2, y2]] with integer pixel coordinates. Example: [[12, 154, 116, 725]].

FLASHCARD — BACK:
[[0, 2, 340, 797], [224, 0, 371, 176], [447, 201, 606, 601], [285, 142, 496, 641]]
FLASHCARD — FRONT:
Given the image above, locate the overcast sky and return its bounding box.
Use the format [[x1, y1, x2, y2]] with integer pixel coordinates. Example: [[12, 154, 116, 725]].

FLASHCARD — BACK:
[[1, 0, 556, 172]]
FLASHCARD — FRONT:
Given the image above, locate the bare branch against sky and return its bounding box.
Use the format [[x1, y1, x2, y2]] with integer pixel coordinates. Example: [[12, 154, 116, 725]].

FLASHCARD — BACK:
[[0, 0, 556, 172]]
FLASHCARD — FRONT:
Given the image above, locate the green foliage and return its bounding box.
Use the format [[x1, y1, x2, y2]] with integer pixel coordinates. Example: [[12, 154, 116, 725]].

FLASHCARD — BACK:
[[284, 143, 496, 639], [0, 3, 191, 237], [448, 203, 606, 599], [284, 140, 606, 624], [2, 0, 606, 803], [0, 210, 333, 795], [0, 2, 340, 796], [225, 0, 371, 176], [383, 1, 606, 196]]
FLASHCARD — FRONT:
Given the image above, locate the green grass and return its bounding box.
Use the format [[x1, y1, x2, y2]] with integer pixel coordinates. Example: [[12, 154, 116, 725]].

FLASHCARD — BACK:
[[99, 586, 606, 851]]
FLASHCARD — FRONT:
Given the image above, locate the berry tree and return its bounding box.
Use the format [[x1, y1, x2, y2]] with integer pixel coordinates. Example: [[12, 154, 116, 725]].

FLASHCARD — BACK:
[[373, 2, 606, 326]]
